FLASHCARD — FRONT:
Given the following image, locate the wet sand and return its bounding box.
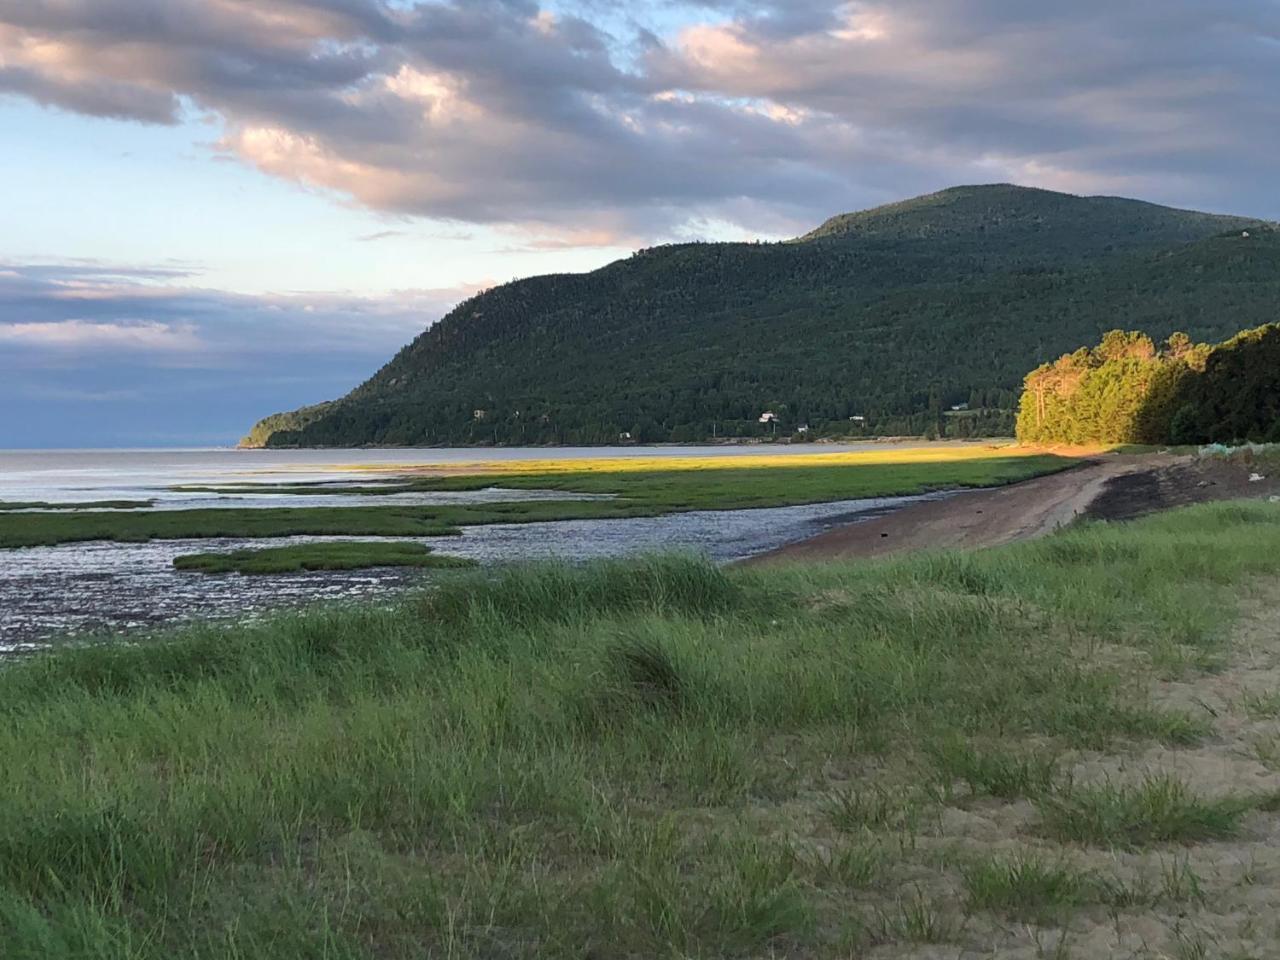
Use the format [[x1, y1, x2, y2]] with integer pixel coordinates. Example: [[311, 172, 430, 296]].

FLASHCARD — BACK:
[[747, 454, 1186, 564]]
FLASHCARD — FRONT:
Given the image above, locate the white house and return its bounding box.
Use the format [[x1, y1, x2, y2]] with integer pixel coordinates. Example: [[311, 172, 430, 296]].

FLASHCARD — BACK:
[[758, 411, 779, 424]]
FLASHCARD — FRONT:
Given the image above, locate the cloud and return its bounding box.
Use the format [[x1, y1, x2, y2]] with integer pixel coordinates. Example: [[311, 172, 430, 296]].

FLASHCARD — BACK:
[[0, 1, 1275, 298], [357, 229, 408, 242], [0, 260, 481, 362], [26, 385, 145, 403], [0, 259, 486, 444], [0, 319, 204, 352], [1, 0, 1278, 236]]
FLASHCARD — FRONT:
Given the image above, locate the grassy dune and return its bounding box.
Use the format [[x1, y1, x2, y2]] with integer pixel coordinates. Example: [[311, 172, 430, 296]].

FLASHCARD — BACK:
[[1, 447, 1076, 548], [3, 500, 1279, 958]]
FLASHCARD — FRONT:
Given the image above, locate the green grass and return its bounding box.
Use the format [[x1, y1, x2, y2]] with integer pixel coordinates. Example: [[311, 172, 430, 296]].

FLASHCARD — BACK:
[[960, 852, 1210, 923], [172, 542, 478, 575], [1240, 688, 1280, 719], [0, 450, 1075, 547], [1, 501, 1279, 958], [417, 450, 1074, 510], [928, 736, 1060, 800], [962, 854, 1100, 921], [826, 785, 930, 834], [0, 505, 461, 549], [1037, 775, 1261, 848], [799, 843, 884, 889], [0, 500, 152, 511], [873, 889, 959, 945]]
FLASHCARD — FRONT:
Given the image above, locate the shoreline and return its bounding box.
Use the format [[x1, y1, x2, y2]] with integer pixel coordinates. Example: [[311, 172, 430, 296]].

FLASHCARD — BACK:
[[235, 435, 1016, 452], [0, 445, 1130, 647], [751, 450, 1280, 564], [745, 455, 1146, 563]]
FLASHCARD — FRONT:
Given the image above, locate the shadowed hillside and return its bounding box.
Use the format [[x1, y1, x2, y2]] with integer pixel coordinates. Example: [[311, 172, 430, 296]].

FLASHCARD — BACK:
[[246, 185, 1273, 447]]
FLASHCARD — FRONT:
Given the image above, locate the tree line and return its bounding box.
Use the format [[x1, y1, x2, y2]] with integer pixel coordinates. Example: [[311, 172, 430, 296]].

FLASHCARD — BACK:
[[1016, 324, 1280, 445]]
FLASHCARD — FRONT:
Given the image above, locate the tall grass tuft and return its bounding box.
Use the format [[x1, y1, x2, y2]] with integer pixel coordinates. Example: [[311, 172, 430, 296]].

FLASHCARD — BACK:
[[1037, 775, 1257, 848], [928, 737, 1060, 800], [607, 637, 688, 712], [421, 554, 743, 631], [962, 854, 1099, 920]]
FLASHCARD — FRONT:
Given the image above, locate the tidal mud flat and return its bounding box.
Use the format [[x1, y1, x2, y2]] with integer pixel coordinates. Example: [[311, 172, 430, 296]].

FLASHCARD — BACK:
[[0, 493, 940, 649], [1, 443, 1073, 649]]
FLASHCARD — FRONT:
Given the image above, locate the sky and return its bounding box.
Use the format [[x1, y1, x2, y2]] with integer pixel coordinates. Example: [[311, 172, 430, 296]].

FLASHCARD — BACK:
[[2, 1, 1278, 447]]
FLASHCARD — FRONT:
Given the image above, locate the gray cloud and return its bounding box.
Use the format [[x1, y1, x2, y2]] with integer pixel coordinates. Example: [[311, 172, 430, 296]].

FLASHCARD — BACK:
[[0, 260, 477, 362], [0, 62, 181, 121], [0, 260, 481, 445], [1, 0, 1278, 240]]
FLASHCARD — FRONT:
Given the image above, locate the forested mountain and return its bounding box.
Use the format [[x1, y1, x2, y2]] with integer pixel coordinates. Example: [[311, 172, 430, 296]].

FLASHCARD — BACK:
[[245, 185, 1276, 447]]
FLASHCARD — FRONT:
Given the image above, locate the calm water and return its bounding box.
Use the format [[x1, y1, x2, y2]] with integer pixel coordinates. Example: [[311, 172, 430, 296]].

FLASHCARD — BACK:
[[0, 443, 964, 504], [0, 446, 947, 649]]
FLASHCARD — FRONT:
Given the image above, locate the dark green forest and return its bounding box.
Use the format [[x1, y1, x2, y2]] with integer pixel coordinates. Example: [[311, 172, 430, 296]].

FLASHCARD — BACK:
[[1017, 324, 1280, 445], [245, 185, 1277, 448]]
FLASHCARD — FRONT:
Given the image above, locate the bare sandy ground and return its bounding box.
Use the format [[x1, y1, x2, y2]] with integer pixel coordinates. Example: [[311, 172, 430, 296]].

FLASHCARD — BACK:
[[865, 584, 1280, 959], [750, 454, 1182, 564], [742, 454, 1280, 956], [751, 452, 1280, 565]]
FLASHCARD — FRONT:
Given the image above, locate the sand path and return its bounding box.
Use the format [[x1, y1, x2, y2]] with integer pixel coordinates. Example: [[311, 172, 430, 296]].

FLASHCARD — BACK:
[[750, 453, 1184, 564]]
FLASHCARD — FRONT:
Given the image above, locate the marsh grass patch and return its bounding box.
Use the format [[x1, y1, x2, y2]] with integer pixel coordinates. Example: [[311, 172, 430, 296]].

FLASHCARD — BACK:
[[608, 829, 814, 953], [700, 836, 814, 948], [962, 851, 1209, 925], [962, 854, 1100, 921], [1240, 688, 1280, 719], [173, 541, 477, 575], [798, 842, 884, 889], [422, 554, 743, 631], [873, 887, 961, 945], [825, 784, 933, 835], [571, 630, 704, 734], [928, 737, 1061, 801], [1037, 775, 1257, 847], [893, 551, 1004, 596], [1036, 533, 1145, 566]]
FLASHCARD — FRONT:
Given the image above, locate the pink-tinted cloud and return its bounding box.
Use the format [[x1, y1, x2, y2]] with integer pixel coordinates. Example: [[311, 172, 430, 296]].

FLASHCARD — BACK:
[[0, 257, 491, 443], [1, 0, 1278, 236], [0, 260, 486, 365], [0, 319, 204, 352]]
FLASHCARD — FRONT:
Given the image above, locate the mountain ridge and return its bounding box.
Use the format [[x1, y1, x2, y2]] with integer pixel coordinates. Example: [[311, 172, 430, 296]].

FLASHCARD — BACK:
[[244, 184, 1273, 448]]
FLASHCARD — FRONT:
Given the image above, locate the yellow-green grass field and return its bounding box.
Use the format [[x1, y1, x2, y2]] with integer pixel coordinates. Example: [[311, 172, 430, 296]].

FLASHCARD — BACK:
[[1, 445, 1082, 549]]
